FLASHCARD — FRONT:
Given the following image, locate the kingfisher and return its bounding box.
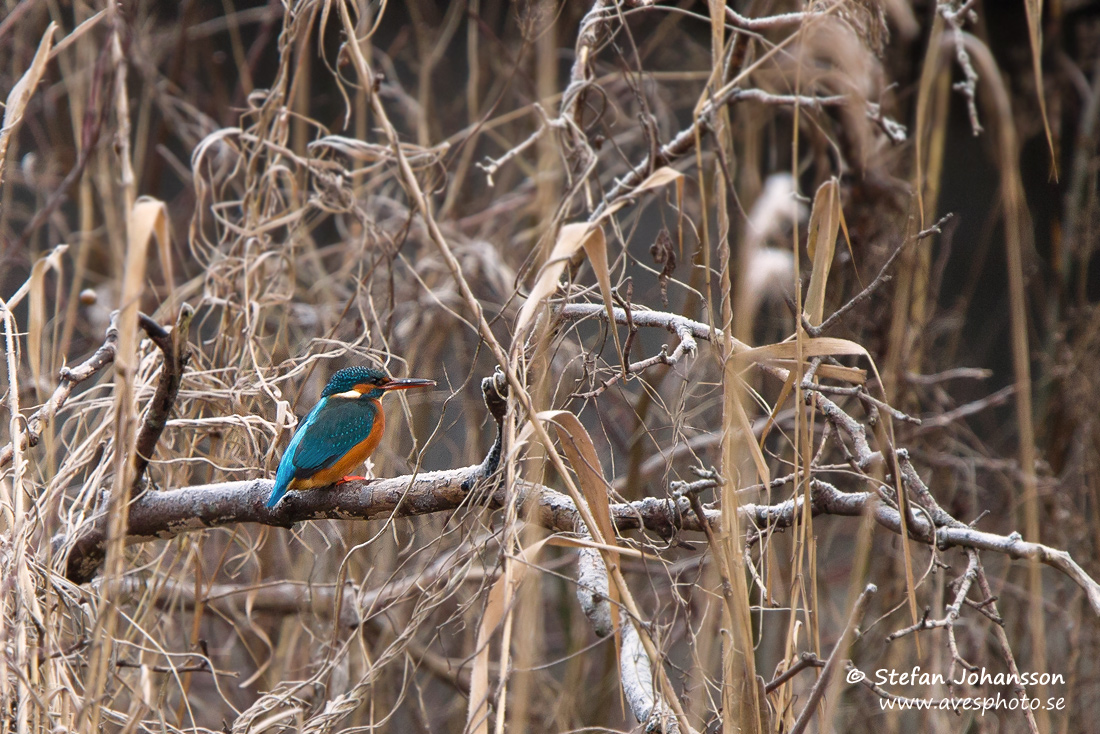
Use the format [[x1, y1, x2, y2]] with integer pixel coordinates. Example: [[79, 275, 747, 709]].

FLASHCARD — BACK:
[[266, 366, 435, 508]]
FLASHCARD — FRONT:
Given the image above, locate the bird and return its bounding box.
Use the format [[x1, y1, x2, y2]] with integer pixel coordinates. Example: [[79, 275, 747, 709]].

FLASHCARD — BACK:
[[266, 366, 435, 508]]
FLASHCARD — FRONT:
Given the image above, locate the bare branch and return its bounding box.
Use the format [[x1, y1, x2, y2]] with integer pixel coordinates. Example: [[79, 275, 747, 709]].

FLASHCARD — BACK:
[[765, 652, 825, 694], [725, 7, 810, 31], [559, 303, 706, 363], [805, 214, 954, 338], [132, 305, 194, 491], [61, 459, 1100, 619], [939, 0, 984, 135]]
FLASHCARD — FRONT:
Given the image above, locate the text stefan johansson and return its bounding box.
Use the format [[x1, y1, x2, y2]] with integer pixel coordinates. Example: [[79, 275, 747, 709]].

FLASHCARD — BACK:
[[872, 666, 1064, 687]]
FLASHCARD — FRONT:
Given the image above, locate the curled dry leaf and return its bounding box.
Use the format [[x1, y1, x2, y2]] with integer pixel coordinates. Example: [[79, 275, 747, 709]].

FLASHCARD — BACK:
[[804, 178, 840, 326], [466, 537, 550, 734], [537, 408, 625, 675], [0, 22, 57, 183], [650, 228, 676, 307], [28, 246, 69, 397], [598, 165, 685, 223], [129, 197, 171, 297], [515, 223, 608, 339], [517, 409, 624, 654], [536, 409, 617, 549], [116, 198, 171, 368], [545, 535, 649, 558], [1022, 0, 1055, 175], [769, 360, 867, 384], [730, 336, 870, 372]]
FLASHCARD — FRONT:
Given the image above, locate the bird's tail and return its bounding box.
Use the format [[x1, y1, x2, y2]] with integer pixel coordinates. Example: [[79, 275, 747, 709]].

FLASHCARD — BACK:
[[267, 461, 295, 508]]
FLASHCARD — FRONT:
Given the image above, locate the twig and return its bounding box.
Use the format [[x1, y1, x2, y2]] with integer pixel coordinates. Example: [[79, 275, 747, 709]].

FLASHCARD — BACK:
[[800, 381, 920, 425], [804, 214, 954, 337], [476, 104, 564, 186], [727, 88, 847, 109], [573, 287, 646, 398], [764, 652, 825, 694], [0, 313, 120, 469], [973, 555, 1041, 734], [915, 384, 1016, 432], [867, 101, 908, 143], [943, 552, 982, 677], [963, 594, 1004, 625], [939, 0, 983, 136], [885, 606, 936, 642], [614, 284, 637, 379], [115, 658, 233, 677], [678, 481, 740, 627], [725, 7, 809, 30], [559, 303, 703, 364], [904, 367, 992, 385], [131, 306, 194, 491], [846, 661, 931, 706]]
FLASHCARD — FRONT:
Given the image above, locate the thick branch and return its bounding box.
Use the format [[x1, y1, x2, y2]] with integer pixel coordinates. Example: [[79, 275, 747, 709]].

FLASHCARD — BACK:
[[132, 306, 194, 490], [65, 371, 510, 583], [558, 303, 715, 363], [55, 313, 1100, 624], [576, 538, 680, 731], [62, 465, 1100, 618], [64, 469, 483, 583], [622, 617, 679, 733]]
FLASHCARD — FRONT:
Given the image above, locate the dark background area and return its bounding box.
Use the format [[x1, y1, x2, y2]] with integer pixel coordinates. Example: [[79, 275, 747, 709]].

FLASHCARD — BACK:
[[2, 0, 1100, 731]]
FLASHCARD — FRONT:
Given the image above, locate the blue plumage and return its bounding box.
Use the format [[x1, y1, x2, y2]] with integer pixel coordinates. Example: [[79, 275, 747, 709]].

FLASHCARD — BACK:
[[322, 366, 388, 398], [290, 399, 377, 477], [265, 366, 434, 508], [265, 396, 379, 508], [267, 398, 324, 508]]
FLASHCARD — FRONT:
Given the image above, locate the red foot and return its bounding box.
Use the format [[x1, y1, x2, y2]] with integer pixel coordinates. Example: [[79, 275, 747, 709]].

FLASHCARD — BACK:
[[337, 475, 371, 484]]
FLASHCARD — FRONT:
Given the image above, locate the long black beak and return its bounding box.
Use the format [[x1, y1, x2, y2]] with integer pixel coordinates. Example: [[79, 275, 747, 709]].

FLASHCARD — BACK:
[[380, 377, 436, 391]]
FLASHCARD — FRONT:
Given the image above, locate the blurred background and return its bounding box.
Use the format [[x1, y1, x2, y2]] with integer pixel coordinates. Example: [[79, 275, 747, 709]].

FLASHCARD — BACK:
[[1, 0, 1099, 731]]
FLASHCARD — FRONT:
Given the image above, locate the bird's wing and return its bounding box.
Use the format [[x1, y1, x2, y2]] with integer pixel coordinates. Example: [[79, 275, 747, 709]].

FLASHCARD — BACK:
[[290, 397, 378, 479]]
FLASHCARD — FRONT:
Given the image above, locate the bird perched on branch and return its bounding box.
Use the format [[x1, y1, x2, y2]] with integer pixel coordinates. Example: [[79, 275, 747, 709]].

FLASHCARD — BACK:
[[267, 367, 435, 508]]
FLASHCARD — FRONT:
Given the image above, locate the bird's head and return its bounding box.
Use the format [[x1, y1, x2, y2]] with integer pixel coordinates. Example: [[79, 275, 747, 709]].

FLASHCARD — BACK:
[[321, 366, 436, 400]]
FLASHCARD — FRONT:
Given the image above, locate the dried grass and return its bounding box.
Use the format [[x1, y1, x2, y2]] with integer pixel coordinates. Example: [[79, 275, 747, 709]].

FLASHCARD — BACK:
[[1, 1, 1099, 732]]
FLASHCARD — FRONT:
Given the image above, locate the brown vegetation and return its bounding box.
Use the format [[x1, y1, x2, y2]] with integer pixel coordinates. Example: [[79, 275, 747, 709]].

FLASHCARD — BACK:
[[2, 0, 1099, 732]]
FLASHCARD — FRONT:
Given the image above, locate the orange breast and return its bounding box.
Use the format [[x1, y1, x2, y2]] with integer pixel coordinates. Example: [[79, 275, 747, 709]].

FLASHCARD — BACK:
[[289, 400, 386, 489]]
